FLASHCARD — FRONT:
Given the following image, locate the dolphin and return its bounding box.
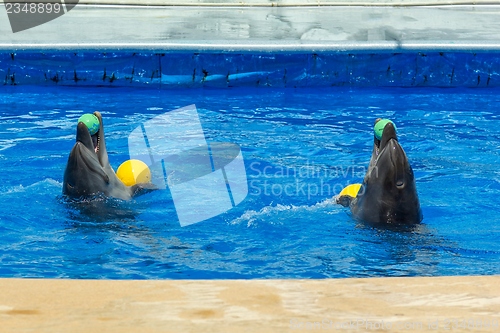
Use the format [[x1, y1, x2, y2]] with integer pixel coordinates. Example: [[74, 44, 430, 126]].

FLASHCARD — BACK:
[[63, 111, 154, 200], [337, 119, 422, 224]]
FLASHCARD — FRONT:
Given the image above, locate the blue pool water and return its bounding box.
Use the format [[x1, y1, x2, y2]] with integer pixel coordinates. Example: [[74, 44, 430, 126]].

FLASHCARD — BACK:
[[0, 85, 499, 279]]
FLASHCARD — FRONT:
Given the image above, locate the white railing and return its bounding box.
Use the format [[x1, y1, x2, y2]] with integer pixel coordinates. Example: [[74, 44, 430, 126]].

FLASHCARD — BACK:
[[70, 0, 500, 6]]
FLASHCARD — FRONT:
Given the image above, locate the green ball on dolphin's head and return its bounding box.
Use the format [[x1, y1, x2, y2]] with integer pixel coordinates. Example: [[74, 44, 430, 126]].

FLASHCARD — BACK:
[[374, 119, 396, 140], [78, 113, 100, 135]]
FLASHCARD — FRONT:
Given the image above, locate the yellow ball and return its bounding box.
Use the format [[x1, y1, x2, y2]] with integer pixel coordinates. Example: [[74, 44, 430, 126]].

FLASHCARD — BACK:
[[116, 159, 151, 186], [339, 183, 362, 198]]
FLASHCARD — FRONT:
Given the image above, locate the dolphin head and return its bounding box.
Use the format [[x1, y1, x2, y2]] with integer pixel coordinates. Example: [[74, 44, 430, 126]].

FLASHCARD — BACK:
[[63, 111, 118, 198], [370, 120, 409, 190], [353, 119, 422, 224]]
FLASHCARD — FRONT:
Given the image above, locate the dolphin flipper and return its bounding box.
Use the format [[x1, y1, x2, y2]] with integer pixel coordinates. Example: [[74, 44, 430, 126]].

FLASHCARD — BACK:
[[336, 195, 353, 207], [131, 182, 158, 197]]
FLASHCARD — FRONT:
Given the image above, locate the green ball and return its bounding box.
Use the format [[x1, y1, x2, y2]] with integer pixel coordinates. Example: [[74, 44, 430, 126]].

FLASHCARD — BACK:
[[78, 114, 100, 135], [374, 119, 396, 140]]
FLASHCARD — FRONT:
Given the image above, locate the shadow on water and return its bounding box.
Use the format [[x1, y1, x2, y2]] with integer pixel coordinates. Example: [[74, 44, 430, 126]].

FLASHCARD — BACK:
[[317, 214, 450, 277], [58, 194, 140, 223], [346, 217, 500, 277]]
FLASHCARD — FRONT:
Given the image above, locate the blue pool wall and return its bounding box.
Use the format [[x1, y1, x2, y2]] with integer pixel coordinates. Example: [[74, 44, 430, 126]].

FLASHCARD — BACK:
[[2, 51, 500, 88]]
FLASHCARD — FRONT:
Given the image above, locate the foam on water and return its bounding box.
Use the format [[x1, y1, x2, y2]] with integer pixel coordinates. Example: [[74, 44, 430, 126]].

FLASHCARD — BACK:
[[231, 197, 340, 227]]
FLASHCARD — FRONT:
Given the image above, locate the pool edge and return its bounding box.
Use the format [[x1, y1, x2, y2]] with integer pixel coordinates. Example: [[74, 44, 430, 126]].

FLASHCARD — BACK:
[[1, 275, 499, 332]]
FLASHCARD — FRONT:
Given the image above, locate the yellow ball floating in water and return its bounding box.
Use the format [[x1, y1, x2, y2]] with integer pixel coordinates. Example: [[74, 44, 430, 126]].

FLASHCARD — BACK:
[[116, 159, 151, 186]]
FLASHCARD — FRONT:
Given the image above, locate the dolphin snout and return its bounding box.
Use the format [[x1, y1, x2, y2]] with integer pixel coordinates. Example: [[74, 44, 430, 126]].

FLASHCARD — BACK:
[[76, 122, 99, 154]]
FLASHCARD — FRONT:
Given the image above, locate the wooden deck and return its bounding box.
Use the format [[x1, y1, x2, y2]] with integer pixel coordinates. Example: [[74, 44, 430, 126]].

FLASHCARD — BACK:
[[1, 276, 499, 332]]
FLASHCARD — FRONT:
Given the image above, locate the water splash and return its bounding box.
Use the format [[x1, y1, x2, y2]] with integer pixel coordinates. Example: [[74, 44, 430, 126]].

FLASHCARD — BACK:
[[231, 197, 340, 227]]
